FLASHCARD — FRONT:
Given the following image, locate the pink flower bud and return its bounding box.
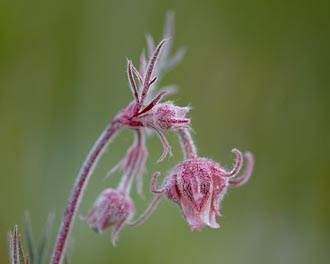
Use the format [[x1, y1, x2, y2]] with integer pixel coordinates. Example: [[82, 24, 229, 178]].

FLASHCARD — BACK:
[[152, 102, 190, 130], [134, 102, 190, 130], [123, 101, 190, 161], [82, 189, 134, 245]]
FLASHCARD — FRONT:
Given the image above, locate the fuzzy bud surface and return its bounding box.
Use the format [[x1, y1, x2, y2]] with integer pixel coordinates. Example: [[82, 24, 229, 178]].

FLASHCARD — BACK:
[[82, 189, 134, 244]]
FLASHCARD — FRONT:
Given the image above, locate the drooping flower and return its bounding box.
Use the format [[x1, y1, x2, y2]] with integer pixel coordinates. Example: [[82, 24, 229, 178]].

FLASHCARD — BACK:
[[82, 189, 134, 245], [149, 149, 254, 231]]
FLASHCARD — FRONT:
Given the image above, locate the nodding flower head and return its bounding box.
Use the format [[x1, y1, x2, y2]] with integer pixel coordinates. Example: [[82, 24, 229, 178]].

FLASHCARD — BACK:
[[82, 189, 134, 245], [151, 149, 254, 231]]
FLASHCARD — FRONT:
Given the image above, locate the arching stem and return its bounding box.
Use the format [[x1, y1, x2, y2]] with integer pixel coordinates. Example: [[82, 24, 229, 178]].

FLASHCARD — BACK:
[[128, 195, 162, 226], [50, 122, 120, 264]]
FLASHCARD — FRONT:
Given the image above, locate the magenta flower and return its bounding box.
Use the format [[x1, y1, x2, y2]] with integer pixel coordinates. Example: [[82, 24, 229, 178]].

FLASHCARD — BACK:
[[150, 149, 254, 231], [82, 189, 134, 245]]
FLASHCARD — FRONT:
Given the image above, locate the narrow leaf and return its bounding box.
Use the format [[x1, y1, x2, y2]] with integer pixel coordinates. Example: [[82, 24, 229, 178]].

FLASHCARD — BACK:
[[36, 213, 54, 264], [24, 213, 35, 264]]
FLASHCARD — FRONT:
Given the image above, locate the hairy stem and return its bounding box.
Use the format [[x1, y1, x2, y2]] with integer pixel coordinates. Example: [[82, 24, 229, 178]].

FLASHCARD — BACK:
[[118, 129, 143, 195], [177, 129, 197, 159], [50, 122, 120, 264], [128, 195, 162, 226]]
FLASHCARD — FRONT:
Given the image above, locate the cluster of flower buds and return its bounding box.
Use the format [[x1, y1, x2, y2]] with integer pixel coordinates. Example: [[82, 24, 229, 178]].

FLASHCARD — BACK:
[[82, 12, 254, 244]]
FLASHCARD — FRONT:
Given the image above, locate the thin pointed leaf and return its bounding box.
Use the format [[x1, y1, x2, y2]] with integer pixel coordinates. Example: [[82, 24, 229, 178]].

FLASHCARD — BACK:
[[151, 127, 172, 162], [139, 51, 147, 77], [106, 157, 124, 178], [164, 48, 186, 72], [159, 85, 178, 96], [36, 213, 54, 264], [13, 225, 18, 264], [146, 34, 155, 59], [127, 61, 139, 103], [138, 91, 167, 115], [148, 76, 157, 87], [163, 11, 175, 39], [18, 234, 26, 264], [131, 63, 143, 87], [24, 213, 35, 264], [140, 40, 167, 105], [8, 231, 14, 264], [160, 11, 175, 65]]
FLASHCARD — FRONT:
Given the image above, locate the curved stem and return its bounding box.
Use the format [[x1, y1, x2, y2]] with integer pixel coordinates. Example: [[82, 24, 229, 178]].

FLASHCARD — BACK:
[[118, 129, 143, 195], [50, 122, 120, 264], [177, 129, 197, 159], [128, 195, 162, 226]]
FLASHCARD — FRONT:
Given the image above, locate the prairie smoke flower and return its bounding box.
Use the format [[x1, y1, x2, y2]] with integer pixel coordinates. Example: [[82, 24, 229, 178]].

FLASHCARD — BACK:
[[82, 189, 134, 245], [129, 148, 254, 230], [145, 149, 254, 231]]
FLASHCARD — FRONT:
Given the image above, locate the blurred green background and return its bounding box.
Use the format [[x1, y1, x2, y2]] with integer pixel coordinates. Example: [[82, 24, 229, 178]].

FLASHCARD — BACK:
[[1, 0, 329, 263]]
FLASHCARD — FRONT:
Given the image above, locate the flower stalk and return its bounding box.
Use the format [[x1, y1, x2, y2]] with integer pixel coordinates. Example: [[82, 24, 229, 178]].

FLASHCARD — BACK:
[[177, 129, 197, 160], [50, 122, 120, 264]]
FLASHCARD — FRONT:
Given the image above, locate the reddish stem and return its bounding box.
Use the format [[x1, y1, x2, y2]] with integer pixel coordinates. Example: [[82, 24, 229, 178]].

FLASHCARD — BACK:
[[50, 122, 120, 264], [177, 129, 197, 159], [118, 129, 143, 195], [128, 195, 162, 226]]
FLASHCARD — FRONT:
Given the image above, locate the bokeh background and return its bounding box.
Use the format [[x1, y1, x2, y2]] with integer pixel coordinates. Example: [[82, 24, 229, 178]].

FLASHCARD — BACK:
[[1, 0, 329, 263]]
